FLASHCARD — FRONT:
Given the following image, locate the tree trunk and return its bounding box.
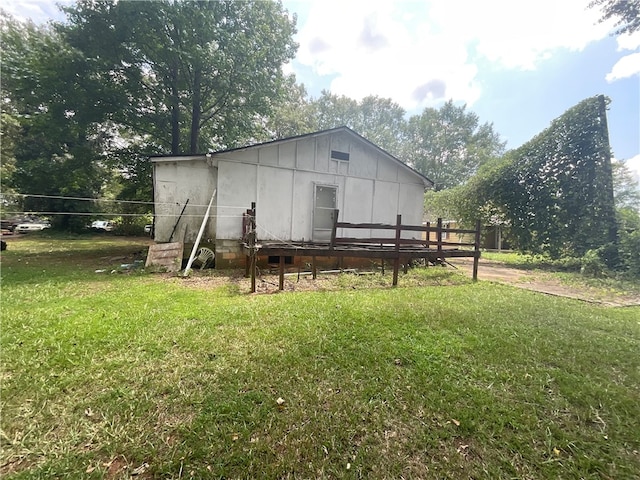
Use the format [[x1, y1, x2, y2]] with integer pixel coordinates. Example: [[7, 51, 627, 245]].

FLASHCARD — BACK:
[[170, 64, 180, 155], [190, 68, 202, 154]]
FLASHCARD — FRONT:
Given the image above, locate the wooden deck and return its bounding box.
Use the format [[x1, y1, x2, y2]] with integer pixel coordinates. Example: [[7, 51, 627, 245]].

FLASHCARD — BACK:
[[242, 203, 481, 292]]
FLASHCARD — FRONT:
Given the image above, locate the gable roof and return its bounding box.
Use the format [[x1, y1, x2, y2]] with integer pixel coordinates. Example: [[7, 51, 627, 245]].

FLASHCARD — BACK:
[[151, 126, 434, 188]]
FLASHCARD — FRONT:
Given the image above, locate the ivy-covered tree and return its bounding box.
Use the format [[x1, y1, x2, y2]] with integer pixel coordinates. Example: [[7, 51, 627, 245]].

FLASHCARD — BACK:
[[460, 95, 618, 260]]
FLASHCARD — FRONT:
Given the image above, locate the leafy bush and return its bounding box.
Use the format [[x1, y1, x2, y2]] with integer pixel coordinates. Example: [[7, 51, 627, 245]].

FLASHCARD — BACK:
[[580, 249, 607, 277], [619, 229, 640, 278], [113, 215, 151, 236]]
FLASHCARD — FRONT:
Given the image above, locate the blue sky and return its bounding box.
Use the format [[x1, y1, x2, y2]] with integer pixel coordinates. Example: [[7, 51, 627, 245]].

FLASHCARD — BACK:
[[4, 0, 639, 180], [281, 0, 639, 180]]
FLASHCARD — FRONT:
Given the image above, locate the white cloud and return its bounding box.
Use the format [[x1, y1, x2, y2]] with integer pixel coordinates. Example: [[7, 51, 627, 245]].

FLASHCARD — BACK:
[[428, 0, 611, 70], [625, 154, 640, 185], [291, 0, 613, 111], [616, 31, 640, 51], [1, 0, 72, 24], [606, 52, 640, 82], [606, 31, 640, 83]]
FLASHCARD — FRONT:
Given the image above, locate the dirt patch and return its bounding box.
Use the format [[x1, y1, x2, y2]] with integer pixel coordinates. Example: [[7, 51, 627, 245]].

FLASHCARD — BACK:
[[449, 258, 640, 307], [168, 257, 640, 307]]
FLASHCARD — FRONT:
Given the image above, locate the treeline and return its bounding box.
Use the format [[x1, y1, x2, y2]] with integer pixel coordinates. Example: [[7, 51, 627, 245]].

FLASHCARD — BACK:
[[1, 1, 638, 277], [0, 0, 504, 230]]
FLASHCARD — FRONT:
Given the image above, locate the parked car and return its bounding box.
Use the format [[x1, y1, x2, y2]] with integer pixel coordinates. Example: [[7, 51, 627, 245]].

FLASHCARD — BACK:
[[15, 221, 51, 233], [91, 220, 115, 231]]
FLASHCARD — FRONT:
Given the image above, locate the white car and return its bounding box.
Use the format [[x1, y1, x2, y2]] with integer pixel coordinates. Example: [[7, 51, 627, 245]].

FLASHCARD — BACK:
[[91, 220, 115, 231], [15, 222, 51, 233]]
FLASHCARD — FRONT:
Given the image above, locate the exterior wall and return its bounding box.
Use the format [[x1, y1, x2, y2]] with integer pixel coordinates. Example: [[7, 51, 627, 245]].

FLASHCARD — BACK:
[[214, 131, 426, 244], [153, 157, 217, 244], [152, 129, 428, 268]]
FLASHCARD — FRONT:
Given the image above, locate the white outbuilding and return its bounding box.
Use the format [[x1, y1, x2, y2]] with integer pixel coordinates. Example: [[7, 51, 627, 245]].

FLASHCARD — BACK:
[[150, 126, 433, 268]]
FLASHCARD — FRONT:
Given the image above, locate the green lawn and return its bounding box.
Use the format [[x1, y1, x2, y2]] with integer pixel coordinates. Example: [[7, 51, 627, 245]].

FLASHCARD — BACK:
[[2, 236, 639, 478]]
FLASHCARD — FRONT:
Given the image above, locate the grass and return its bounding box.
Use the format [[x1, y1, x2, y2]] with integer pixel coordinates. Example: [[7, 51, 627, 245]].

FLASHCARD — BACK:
[[2, 236, 639, 478], [481, 250, 640, 298]]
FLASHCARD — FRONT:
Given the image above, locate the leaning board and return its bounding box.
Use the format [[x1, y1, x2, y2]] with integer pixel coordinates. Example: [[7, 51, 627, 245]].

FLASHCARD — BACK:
[[145, 242, 184, 272]]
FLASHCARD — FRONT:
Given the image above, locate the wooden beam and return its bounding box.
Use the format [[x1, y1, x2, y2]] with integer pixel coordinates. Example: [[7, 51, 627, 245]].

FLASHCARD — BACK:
[[392, 214, 401, 286], [473, 219, 481, 282], [279, 256, 285, 290]]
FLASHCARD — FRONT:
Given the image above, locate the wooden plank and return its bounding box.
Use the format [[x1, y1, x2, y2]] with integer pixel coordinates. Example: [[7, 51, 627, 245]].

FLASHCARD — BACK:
[[335, 222, 396, 230], [145, 242, 184, 272]]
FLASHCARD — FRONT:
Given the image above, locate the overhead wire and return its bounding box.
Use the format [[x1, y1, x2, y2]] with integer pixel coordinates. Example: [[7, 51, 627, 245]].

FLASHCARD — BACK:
[[7, 192, 250, 210]]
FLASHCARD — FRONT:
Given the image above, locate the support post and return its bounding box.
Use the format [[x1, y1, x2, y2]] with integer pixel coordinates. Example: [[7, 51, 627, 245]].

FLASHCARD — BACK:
[[279, 256, 285, 290], [392, 214, 401, 286], [473, 219, 481, 281], [312, 256, 317, 280], [250, 202, 257, 293], [330, 209, 339, 249]]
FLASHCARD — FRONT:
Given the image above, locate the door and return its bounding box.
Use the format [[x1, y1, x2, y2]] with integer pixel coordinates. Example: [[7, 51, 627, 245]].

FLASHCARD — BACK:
[[313, 185, 337, 242]]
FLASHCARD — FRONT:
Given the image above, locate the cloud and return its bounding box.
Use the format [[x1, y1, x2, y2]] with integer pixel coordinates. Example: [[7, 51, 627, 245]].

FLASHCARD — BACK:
[[606, 52, 640, 82], [291, 0, 613, 111], [359, 15, 389, 51], [309, 37, 331, 55], [616, 31, 640, 51], [625, 154, 640, 185], [428, 1, 612, 70], [413, 80, 447, 102], [1, 0, 72, 23]]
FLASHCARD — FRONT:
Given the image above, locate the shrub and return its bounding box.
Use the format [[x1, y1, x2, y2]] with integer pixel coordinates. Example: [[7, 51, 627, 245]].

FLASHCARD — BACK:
[[581, 249, 607, 277], [619, 229, 640, 278]]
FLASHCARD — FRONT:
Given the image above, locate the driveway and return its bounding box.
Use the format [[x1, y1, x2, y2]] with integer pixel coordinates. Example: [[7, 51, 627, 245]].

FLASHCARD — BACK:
[[449, 257, 640, 307]]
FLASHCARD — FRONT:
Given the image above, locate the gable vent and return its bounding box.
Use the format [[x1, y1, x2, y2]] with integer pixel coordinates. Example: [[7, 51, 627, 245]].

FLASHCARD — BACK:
[[331, 150, 350, 161]]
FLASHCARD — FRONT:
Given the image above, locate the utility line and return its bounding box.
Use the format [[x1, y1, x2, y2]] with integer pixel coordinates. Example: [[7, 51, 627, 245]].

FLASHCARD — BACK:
[[6, 193, 250, 210]]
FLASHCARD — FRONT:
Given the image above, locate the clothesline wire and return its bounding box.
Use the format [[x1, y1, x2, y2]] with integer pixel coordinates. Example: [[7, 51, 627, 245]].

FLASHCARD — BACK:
[[5, 192, 250, 210], [6, 211, 244, 219]]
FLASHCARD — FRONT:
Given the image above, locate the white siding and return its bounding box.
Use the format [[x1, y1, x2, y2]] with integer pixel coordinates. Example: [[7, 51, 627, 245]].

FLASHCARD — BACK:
[[216, 161, 257, 240], [153, 129, 428, 246], [257, 166, 293, 240], [154, 159, 217, 243]]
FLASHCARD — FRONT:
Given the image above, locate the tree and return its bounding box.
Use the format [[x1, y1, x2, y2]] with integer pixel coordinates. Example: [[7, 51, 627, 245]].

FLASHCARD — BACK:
[[263, 78, 317, 140], [309, 91, 407, 156], [612, 160, 640, 210], [460, 95, 618, 260], [404, 100, 505, 190], [60, 0, 298, 154], [589, 0, 640, 35], [1, 12, 107, 229]]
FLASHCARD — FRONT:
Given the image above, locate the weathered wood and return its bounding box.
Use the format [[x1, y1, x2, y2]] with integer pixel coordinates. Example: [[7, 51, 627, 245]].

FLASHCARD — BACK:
[[473, 219, 481, 281], [250, 202, 256, 293], [279, 256, 285, 290], [335, 221, 396, 230], [145, 242, 184, 272], [330, 209, 339, 249], [392, 214, 401, 286], [242, 205, 483, 288]]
